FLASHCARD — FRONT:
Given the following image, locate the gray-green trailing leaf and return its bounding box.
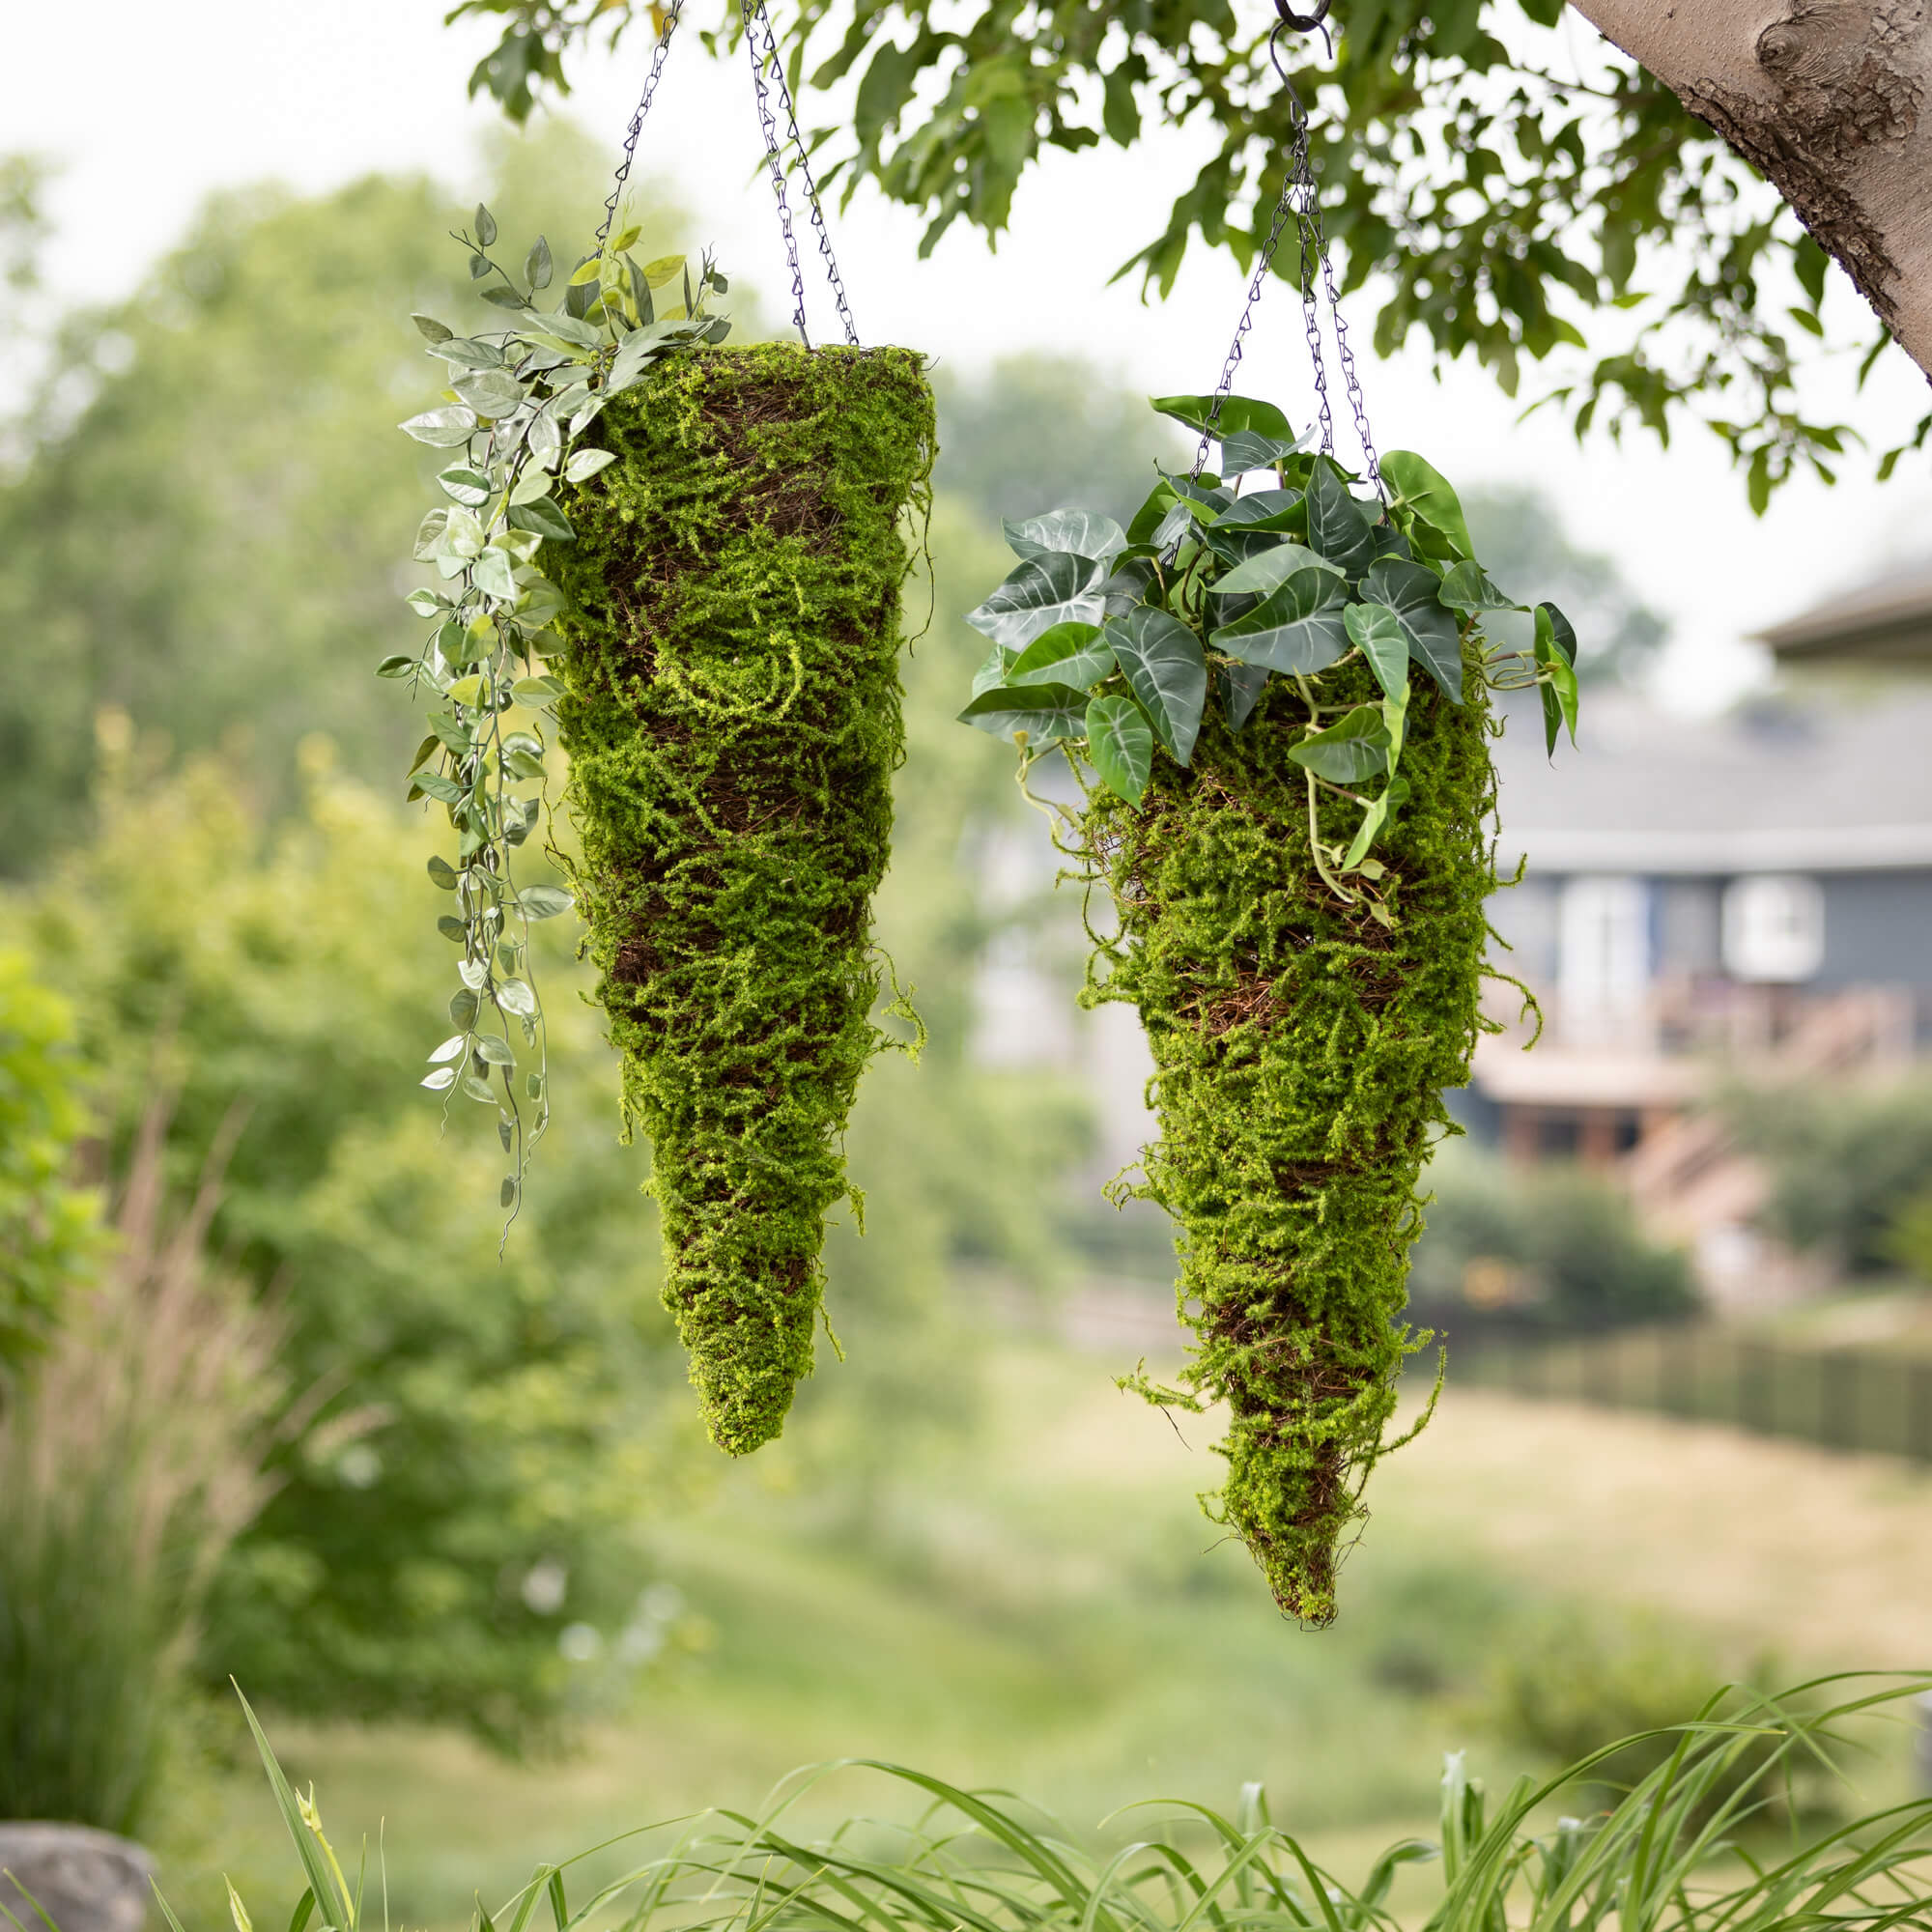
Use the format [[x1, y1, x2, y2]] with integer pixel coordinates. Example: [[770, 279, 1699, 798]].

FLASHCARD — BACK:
[[1288, 704, 1392, 784], [461, 1073, 497, 1104], [412, 313, 454, 343], [525, 235, 553, 290], [376, 654, 417, 679], [517, 884, 573, 919], [1104, 605, 1207, 766], [1363, 556, 1464, 701], [1344, 601, 1410, 702], [400, 406, 477, 447], [449, 987, 480, 1029], [474, 1037, 516, 1065], [428, 1036, 467, 1064], [1304, 462, 1379, 579], [497, 980, 538, 1018], [507, 497, 576, 543], [412, 770, 464, 805], [1209, 567, 1351, 675], [1380, 450, 1473, 559], [1002, 508, 1127, 568], [1220, 428, 1305, 474], [964, 553, 1106, 649], [430, 336, 506, 371], [427, 855, 460, 890], [413, 509, 451, 561], [421, 1066, 457, 1092], [1008, 620, 1115, 690], [472, 548, 519, 601], [563, 447, 617, 484], [970, 643, 1015, 696], [438, 467, 496, 507], [1219, 661, 1270, 732], [454, 370, 527, 419], [1085, 694, 1153, 807], [474, 203, 497, 246], [1438, 560, 1522, 612], [956, 682, 1090, 744], [1536, 599, 1578, 666]]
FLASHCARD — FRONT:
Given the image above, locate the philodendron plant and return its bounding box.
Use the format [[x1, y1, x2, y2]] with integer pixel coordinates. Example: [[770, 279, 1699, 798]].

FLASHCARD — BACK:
[[958, 393, 1579, 1624], [391, 206, 728, 1220], [962, 395, 1578, 910]]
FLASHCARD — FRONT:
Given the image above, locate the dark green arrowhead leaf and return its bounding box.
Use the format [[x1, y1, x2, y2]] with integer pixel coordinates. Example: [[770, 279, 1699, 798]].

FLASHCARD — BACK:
[[1219, 662, 1270, 732], [1536, 600, 1579, 666], [1344, 601, 1409, 701], [1104, 606, 1208, 766], [1203, 489, 1304, 565], [1220, 429, 1304, 474], [957, 682, 1090, 744], [1304, 462, 1380, 578], [1084, 695, 1153, 807], [1208, 541, 1339, 601], [1535, 605, 1581, 753], [1208, 565, 1351, 676], [1439, 561, 1522, 612], [1344, 776, 1410, 870], [1151, 394, 1293, 441], [965, 554, 1106, 650], [1288, 704, 1392, 784], [1002, 508, 1127, 567], [1380, 451, 1473, 560], [1008, 621, 1115, 690], [1363, 557, 1464, 702]]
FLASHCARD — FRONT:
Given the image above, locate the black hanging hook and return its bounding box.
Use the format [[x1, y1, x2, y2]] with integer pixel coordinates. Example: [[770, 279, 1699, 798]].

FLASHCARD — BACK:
[[1270, 0, 1333, 62]]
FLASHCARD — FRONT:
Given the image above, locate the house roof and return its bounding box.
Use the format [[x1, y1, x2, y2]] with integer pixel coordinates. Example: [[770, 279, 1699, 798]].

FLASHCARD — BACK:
[[1751, 560, 1932, 663], [1492, 692, 1932, 875]]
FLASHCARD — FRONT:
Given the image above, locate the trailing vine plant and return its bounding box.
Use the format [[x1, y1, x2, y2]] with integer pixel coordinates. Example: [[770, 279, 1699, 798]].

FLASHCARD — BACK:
[[959, 395, 1578, 1623], [391, 206, 729, 1223]]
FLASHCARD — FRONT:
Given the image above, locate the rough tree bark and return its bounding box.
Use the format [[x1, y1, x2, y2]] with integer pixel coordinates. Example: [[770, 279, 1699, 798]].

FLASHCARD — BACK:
[[1567, 0, 1932, 378]]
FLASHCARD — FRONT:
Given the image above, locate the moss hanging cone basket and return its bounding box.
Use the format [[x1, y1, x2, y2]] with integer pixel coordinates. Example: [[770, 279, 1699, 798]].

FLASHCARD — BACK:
[[553, 342, 935, 1455], [1085, 657, 1495, 1624]]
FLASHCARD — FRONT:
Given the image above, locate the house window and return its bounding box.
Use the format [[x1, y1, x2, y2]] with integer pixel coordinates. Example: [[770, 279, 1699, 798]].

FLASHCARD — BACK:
[[1558, 875, 1651, 1038], [1721, 873, 1825, 982]]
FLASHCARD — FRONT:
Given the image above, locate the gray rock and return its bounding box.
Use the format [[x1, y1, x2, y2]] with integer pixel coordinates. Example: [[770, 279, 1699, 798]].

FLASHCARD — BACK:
[[0, 1825, 153, 1932]]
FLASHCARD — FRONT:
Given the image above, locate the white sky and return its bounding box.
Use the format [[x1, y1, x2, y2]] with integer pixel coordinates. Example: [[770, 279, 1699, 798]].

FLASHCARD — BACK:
[[9, 0, 1930, 712]]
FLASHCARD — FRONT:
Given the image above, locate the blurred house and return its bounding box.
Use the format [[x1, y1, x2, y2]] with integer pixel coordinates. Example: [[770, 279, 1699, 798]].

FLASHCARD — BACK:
[[1473, 569, 1932, 1305]]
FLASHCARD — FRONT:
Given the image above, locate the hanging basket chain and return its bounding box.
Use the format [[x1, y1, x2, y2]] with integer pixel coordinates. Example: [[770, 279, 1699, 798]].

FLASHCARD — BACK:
[[744, 0, 861, 348], [1192, 14, 1381, 497], [596, 0, 688, 252], [746, 0, 861, 347]]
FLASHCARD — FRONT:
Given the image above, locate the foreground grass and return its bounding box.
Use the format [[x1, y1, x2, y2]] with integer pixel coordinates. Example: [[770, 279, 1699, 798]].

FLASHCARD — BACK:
[[169, 1339, 1932, 1929]]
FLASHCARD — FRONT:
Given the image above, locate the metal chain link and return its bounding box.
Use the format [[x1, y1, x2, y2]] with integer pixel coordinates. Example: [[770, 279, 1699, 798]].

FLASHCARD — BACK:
[[743, 0, 861, 348], [748, 0, 860, 347], [1193, 21, 1381, 497], [596, 0, 688, 252]]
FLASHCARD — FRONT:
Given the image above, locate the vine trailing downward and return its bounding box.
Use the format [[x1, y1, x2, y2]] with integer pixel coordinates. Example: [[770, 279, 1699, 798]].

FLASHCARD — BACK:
[[959, 397, 1577, 1622], [391, 208, 729, 1222]]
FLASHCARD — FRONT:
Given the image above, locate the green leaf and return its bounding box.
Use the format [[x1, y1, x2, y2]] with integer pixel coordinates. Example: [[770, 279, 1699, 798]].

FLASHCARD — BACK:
[[1084, 694, 1153, 807], [1344, 602, 1410, 701], [1344, 776, 1410, 870], [472, 548, 519, 601], [1535, 606, 1581, 752], [1535, 600, 1578, 666], [526, 235, 553, 290], [507, 497, 577, 543], [454, 370, 527, 418], [479, 285, 531, 312], [1202, 489, 1303, 564], [437, 915, 467, 942], [497, 979, 538, 1017], [1438, 560, 1520, 612], [964, 554, 1107, 650], [462, 1073, 497, 1104], [427, 855, 460, 890], [1208, 567, 1351, 675], [956, 682, 1090, 745], [1289, 704, 1391, 784], [543, 310, 607, 352], [1363, 557, 1464, 702], [1208, 541, 1339, 601], [438, 466, 496, 508], [448, 977, 479, 1022], [513, 675, 565, 706], [412, 313, 454, 344], [400, 407, 478, 448], [474, 1037, 515, 1066], [517, 884, 574, 919], [376, 654, 417, 679], [1380, 451, 1473, 559], [1219, 662, 1269, 732], [500, 1176, 519, 1208], [412, 770, 464, 805], [970, 644, 1014, 696], [1007, 620, 1115, 690], [1304, 462, 1380, 578], [420, 1066, 457, 1092], [1002, 509, 1127, 568], [563, 447, 617, 484], [474, 204, 498, 247], [1103, 605, 1208, 766], [428, 336, 506, 371], [406, 587, 449, 617], [1220, 428, 1305, 474], [1151, 393, 1293, 441]]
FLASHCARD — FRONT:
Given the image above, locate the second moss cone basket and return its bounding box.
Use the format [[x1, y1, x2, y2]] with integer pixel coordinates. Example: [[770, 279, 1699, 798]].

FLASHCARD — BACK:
[[1086, 653, 1495, 1624], [553, 343, 934, 1455]]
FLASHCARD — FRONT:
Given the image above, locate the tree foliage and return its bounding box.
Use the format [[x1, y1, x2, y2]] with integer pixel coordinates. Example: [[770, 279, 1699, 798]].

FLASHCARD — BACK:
[[451, 0, 1903, 502]]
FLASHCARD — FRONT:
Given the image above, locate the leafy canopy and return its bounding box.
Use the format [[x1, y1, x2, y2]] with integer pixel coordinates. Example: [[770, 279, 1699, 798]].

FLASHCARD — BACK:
[[451, 0, 1903, 505]]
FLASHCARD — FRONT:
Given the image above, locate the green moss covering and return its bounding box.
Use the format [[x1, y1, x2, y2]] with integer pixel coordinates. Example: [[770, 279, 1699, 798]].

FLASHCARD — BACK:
[[550, 342, 934, 1456], [1082, 649, 1496, 1623]]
